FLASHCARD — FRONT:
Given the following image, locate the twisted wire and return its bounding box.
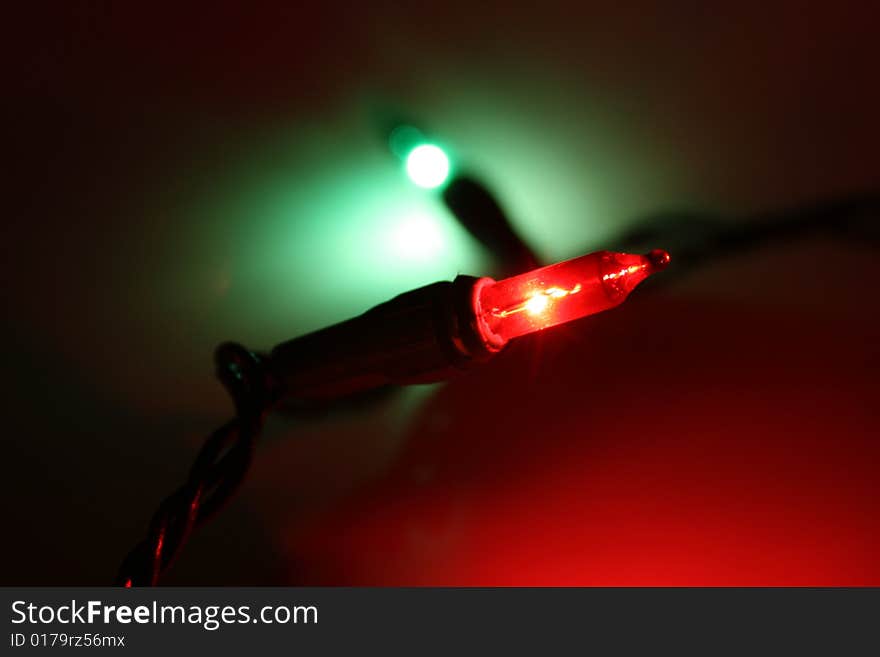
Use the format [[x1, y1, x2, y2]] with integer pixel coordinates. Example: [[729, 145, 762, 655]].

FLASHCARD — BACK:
[[116, 343, 278, 586]]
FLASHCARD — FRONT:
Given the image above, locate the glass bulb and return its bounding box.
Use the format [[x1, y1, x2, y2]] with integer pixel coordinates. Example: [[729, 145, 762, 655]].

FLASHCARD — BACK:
[[475, 249, 670, 345]]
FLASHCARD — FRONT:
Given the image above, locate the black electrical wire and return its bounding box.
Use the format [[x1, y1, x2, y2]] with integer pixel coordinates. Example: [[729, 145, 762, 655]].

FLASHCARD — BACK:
[[611, 191, 880, 276], [443, 172, 879, 278], [116, 343, 279, 586]]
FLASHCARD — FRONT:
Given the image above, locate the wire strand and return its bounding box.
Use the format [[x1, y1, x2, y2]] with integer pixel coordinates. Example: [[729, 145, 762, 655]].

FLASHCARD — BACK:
[[116, 344, 278, 586]]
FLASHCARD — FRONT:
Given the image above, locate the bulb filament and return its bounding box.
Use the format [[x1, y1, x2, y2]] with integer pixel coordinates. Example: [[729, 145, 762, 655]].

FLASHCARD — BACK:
[[490, 283, 583, 319]]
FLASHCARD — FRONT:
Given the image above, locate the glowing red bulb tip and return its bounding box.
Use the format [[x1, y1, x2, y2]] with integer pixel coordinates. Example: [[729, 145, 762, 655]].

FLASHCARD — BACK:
[[647, 248, 671, 271]]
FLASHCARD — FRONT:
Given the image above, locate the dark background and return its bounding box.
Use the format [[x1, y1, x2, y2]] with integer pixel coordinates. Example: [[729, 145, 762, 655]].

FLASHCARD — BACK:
[[3, 2, 878, 585]]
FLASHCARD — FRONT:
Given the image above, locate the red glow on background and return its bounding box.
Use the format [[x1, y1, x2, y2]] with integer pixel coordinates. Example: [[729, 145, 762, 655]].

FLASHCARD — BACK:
[[477, 250, 669, 343], [285, 297, 880, 586]]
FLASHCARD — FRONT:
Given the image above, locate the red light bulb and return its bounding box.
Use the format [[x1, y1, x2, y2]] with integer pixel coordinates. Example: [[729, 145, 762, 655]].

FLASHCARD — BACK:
[[474, 249, 670, 345]]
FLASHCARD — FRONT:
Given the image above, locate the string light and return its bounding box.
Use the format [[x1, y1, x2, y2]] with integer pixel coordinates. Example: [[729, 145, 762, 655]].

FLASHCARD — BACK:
[[269, 249, 670, 399], [475, 249, 670, 345], [122, 247, 670, 583]]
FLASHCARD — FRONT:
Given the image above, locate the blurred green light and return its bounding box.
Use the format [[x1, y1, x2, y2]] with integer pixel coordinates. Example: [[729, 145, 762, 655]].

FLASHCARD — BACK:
[[392, 214, 444, 260], [405, 144, 450, 189]]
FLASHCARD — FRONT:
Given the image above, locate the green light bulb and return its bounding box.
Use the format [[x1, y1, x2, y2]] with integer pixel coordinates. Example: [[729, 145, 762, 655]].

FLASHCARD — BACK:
[[405, 144, 451, 189]]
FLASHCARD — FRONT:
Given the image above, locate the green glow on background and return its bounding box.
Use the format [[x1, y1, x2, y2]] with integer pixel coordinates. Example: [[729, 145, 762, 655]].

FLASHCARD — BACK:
[[391, 212, 446, 259], [405, 144, 451, 188], [387, 125, 424, 159], [164, 117, 485, 354], [133, 74, 681, 413], [374, 70, 685, 261]]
